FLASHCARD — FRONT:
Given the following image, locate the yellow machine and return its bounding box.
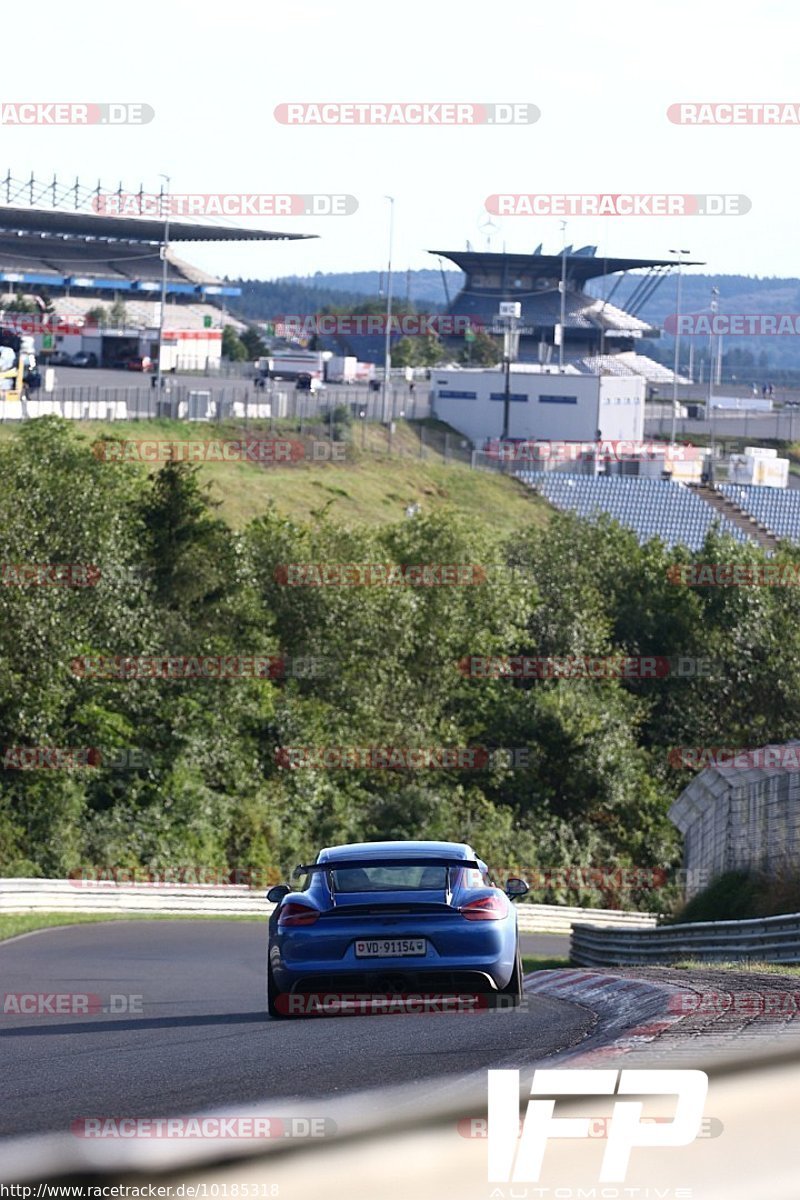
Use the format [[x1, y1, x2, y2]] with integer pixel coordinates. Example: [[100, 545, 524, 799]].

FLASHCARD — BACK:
[[0, 355, 27, 402], [0, 328, 36, 401]]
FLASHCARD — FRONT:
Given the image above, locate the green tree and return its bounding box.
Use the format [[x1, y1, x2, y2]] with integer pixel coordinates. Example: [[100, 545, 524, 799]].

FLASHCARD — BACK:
[[459, 328, 502, 365], [109, 299, 129, 328], [240, 326, 267, 360], [222, 325, 247, 361]]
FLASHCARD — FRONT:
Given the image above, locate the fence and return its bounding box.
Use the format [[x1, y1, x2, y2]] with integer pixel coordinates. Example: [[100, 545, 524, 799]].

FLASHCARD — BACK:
[[644, 410, 800, 442], [669, 747, 800, 896], [0, 386, 433, 424], [0, 879, 658, 934], [571, 910, 800, 966]]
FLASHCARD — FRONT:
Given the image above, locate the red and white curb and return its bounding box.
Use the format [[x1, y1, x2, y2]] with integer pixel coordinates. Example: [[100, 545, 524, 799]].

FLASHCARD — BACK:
[[524, 968, 688, 1063]]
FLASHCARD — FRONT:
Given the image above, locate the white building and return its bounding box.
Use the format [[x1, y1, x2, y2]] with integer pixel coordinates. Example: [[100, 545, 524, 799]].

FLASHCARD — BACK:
[[429, 365, 645, 446]]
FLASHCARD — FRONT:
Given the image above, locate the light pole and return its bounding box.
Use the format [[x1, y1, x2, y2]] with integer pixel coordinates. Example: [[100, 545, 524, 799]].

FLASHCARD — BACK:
[[156, 174, 170, 398], [708, 286, 719, 475], [499, 301, 521, 443], [558, 221, 567, 370], [669, 248, 690, 448], [381, 196, 395, 423]]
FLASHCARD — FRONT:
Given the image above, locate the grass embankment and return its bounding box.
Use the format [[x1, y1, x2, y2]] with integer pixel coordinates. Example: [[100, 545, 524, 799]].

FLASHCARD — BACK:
[[0, 418, 550, 534]]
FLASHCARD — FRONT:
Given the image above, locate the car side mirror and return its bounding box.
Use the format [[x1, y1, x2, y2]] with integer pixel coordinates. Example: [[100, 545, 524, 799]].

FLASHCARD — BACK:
[[267, 884, 291, 903], [505, 876, 529, 901]]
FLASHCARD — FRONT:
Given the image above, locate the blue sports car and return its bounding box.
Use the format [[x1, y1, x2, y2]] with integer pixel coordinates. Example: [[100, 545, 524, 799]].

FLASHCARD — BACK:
[[265, 839, 529, 1017]]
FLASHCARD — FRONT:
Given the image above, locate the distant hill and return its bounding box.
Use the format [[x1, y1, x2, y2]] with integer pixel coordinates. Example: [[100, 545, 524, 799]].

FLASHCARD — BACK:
[[276, 268, 462, 306], [228, 269, 800, 369]]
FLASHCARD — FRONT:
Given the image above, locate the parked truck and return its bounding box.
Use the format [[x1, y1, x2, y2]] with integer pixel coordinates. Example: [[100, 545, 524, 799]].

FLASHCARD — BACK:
[[255, 351, 327, 387], [324, 355, 358, 384]]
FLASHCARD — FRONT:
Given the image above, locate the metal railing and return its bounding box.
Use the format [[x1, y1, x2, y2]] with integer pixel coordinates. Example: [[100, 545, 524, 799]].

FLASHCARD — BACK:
[[0, 386, 433, 424], [571, 909, 800, 966], [0, 879, 658, 934]]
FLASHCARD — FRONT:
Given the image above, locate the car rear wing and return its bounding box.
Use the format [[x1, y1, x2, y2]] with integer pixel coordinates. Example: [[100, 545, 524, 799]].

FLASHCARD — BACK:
[[292, 857, 482, 880]]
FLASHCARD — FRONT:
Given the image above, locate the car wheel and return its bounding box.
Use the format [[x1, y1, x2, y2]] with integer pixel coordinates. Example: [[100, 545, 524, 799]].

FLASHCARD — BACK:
[[266, 956, 289, 1020], [491, 944, 523, 1009]]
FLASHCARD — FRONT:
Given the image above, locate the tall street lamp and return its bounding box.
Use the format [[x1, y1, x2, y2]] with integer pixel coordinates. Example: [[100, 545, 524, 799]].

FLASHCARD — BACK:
[[558, 221, 567, 371], [708, 286, 720, 475], [156, 174, 170, 399], [670, 248, 690, 447], [499, 301, 521, 442], [381, 196, 395, 423]]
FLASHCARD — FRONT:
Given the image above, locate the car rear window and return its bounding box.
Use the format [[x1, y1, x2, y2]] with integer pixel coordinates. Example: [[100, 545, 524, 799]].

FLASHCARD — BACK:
[[329, 864, 449, 891]]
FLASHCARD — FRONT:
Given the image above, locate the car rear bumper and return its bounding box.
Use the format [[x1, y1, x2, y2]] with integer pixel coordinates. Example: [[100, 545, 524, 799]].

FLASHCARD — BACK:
[[274, 966, 502, 994]]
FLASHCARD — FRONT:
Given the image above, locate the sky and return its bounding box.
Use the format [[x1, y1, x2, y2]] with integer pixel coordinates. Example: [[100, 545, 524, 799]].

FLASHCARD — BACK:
[[2, 0, 797, 285]]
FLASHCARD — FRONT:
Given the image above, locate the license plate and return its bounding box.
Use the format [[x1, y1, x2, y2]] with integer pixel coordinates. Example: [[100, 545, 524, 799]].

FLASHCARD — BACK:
[[354, 938, 426, 958]]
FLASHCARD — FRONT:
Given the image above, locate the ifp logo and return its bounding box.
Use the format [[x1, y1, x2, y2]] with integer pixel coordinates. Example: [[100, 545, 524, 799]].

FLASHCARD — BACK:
[[488, 1068, 708, 1183]]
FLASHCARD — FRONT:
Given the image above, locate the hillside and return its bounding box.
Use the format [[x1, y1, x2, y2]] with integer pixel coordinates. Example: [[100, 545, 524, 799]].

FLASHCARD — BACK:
[[231, 268, 800, 371], [5, 418, 549, 534]]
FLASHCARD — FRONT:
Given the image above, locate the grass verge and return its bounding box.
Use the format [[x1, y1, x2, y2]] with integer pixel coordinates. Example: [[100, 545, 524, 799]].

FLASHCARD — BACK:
[[0, 911, 265, 943], [522, 954, 570, 972], [668, 958, 800, 976]]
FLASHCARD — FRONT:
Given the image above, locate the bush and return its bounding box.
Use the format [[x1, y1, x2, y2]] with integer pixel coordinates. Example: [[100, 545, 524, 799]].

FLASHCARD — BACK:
[[669, 869, 790, 924]]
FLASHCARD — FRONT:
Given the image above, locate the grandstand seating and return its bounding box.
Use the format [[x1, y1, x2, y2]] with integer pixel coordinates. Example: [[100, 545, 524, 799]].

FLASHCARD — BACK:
[[576, 352, 690, 385], [47, 296, 226, 331], [719, 484, 800, 541], [583, 298, 652, 333], [517, 472, 752, 550]]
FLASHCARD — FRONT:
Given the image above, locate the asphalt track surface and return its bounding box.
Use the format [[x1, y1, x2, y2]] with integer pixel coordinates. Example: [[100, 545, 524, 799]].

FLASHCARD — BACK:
[[0, 921, 585, 1140]]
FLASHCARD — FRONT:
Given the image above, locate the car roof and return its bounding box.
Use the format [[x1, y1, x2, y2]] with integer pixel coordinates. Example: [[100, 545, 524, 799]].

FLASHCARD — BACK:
[[317, 840, 477, 863]]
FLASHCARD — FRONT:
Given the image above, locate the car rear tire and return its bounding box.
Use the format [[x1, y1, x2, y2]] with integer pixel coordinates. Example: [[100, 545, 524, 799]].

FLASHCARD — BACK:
[[267, 956, 289, 1020], [491, 945, 523, 1009]]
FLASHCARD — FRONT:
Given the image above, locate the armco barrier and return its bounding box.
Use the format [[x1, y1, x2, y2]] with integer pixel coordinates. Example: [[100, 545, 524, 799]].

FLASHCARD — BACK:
[[571, 910, 800, 966], [0, 879, 658, 933]]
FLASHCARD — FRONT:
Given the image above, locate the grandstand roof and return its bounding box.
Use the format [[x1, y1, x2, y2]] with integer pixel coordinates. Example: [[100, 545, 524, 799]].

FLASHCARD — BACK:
[[0, 205, 314, 244], [430, 249, 704, 286]]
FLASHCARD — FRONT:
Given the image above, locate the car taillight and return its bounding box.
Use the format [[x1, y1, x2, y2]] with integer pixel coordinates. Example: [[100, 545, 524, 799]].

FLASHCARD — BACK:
[[278, 903, 320, 927], [459, 895, 507, 921]]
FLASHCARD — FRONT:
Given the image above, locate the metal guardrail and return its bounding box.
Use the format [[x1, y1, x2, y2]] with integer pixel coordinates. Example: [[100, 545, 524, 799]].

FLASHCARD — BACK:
[[0, 879, 658, 934], [571, 910, 800, 966]]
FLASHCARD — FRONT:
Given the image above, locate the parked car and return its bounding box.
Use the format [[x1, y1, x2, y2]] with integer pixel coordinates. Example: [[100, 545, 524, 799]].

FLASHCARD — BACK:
[[44, 350, 73, 366], [124, 356, 152, 372], [265, 839, 529, 1018], [70, 351, 98, 368]]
